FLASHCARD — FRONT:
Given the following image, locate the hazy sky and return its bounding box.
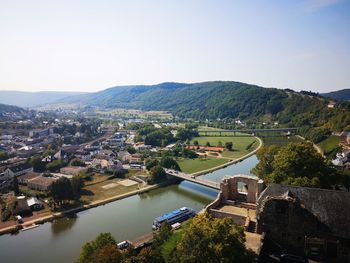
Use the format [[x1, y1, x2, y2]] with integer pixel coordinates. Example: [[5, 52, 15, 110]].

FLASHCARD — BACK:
[[0, 0, 349, 92]]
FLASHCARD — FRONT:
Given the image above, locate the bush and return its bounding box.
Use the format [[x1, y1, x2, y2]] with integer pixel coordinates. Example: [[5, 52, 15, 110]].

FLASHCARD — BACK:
[[1, 209, 11, 222]]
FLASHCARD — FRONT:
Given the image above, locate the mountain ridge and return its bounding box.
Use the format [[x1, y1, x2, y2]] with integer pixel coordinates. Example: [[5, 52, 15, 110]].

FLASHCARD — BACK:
[[0, 90, 88, 108], [321, 89, 350, 101]]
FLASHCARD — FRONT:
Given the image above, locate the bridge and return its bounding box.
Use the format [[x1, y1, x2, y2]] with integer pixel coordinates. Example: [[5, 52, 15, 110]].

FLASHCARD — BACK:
[[196, 128, 297, 136], [164, 168, 220, 190]]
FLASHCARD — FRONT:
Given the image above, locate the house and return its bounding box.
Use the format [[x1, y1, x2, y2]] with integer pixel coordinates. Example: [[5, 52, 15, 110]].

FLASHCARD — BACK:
[[4, 163, 33, 179], [130, 154, 142, 164], [332, 151, 350, 169], [327, 101, 336, 108], [27, 197, 44, 211], [91, 159, 123, 172], [256, 184, 350, 262], [17, 172, 41, 184], [118, 151, 132, 164], [42, 155, 56, 164], [27, 175, 58, 191]]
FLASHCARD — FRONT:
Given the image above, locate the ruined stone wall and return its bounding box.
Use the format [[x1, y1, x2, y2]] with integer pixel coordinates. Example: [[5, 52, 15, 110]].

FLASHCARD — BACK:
[[220, 175, 264, 204]]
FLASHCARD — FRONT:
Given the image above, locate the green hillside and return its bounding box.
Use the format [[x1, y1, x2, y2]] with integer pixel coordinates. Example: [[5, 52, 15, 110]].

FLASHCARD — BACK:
[[321, 89, 350, 101], [56, 81, 350, 134]]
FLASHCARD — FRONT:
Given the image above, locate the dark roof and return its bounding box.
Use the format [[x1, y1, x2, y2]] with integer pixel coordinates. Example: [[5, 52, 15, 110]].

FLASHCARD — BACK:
[[8, 163, 32, 173], [257, 184, 350, 240]]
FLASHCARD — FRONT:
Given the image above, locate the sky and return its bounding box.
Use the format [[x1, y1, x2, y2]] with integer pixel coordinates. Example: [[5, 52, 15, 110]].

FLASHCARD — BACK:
[[0, 0, 349, 93]]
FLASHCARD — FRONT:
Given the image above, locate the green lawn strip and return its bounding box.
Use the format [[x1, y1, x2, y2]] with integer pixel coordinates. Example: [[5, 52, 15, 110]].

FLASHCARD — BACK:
[[177, 158, 229, 174], [318, 135, 341, 154], [161, 230, 184, 261], [190, 136, 257, 150]]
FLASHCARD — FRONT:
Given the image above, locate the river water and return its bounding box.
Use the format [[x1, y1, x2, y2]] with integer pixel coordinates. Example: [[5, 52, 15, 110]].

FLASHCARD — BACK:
[[0, 155, 258, 263]]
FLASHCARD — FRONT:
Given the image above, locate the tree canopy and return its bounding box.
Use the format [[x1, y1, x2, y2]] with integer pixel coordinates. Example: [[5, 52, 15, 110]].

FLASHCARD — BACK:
[[170, 215, 255, 263], [252, 142, 340, 188], [77, 233, 122, 263]]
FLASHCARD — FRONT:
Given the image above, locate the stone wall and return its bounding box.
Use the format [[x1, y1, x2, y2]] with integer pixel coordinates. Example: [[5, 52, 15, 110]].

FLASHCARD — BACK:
[[220, 175, 264, 204]]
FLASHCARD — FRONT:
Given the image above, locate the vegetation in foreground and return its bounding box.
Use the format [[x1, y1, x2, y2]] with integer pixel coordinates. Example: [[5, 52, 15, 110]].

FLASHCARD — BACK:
[[77, 214, 255, 263]]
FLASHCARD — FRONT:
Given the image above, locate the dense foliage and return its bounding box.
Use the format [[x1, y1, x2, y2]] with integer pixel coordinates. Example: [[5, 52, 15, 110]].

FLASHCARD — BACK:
[[169, 215, 255, 263], [252, 142, 341, 188]]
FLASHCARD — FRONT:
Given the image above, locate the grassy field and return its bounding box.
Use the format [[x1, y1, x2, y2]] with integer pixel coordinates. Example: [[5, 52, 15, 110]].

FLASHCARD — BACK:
[[261, 135, 303, 147], [190, 136, 259, 159], [161, 230, 183, 261], [318, 135, 341, 154], [177, 157, 230, 174]]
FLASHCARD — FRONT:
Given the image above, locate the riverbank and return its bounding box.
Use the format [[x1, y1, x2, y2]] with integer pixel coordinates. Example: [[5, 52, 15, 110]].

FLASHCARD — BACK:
[[0, 137, 262, 236], [0, 180, 178, 236]]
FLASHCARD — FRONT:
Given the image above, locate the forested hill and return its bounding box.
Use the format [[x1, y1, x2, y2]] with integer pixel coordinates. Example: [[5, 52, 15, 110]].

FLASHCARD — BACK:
[[0, 103, 27, 118], [321, 89, 350, 101], [56, 81, 350, 132]]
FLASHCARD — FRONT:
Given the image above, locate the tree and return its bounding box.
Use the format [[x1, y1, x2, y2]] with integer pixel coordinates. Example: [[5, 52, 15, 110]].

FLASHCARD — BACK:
[[170, 215, 255, 263], [77, 233, 122, 263], [29, 156, 46, 172], [0, 151, 9, 161], [70, 158, 86, 167], [225, 142, 233, 151], [71, 173, 85, 196], [148, 165, 166, 184], [217, 141, 223, 147], [46, 160, 63, 172], [50, 177, 75, 204], [205, 141, 211, 147], [251, 145, 280, 181], [145, 159, 159, 171], [126, 145, 137, 154], [193, 140, 199, 147], [252, 142, 340, 188], [160, 157, 181, 171]]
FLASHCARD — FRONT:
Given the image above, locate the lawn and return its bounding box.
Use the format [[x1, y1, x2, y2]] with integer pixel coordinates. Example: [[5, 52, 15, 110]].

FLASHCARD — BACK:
[[177, 157, 230, 174], [161, 230, 183, 261], [261, 135, 303, 147], [190, 136, 259, 159], [318, 135, 341, 154]]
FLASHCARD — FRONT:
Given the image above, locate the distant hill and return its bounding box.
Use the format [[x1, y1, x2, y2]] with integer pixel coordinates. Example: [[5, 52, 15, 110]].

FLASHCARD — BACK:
[[54, 81, 350, 132], [0, 103, 27, 119], [0, 103, 25, 113], [0, 91, 88, 108], [321, 89, 350, 101]]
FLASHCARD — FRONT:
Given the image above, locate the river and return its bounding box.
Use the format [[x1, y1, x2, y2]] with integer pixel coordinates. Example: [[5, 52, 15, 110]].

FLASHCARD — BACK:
[[0, 155, 258, 263]]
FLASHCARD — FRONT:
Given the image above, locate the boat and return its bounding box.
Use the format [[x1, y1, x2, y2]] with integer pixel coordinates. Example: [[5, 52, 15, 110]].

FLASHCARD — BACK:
[[152, 207, 196, 230]]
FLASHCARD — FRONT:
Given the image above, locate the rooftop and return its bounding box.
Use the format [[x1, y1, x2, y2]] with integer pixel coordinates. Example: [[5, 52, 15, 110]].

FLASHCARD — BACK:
[[257, 184, 350, 240]]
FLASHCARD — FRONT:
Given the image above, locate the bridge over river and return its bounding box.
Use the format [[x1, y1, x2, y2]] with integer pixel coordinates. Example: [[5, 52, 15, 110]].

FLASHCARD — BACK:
[[164, 168, 220, 190]]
